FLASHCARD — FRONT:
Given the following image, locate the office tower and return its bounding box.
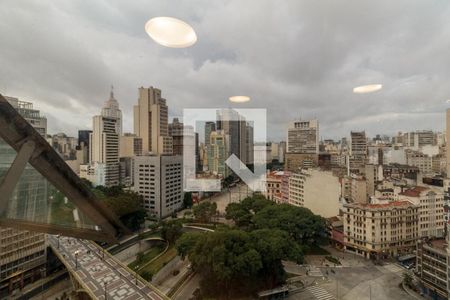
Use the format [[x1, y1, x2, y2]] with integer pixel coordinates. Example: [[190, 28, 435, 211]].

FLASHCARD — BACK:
[[101, 87, 122, 135], [133, 86, 172, 155], [349, 131, 367, 174], [133, 155, 183, 219], [0, 97, 47, 296], [88, 115, 120, 186], [400, 130, 436, 148], [216, 109, 250, 164], [204, 122, 216, 147], [208, 130, 230, 178], [82, 90, 122, 186], [285, 119, 319, 171], [119, 133, 143, 158], [169, 118, 184, 156], [343, 201, 418, 259]]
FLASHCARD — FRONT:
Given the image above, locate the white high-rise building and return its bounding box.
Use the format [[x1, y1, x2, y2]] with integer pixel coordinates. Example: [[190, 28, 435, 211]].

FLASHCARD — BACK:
[[133, 155, 183, 219], [84, 90, 122, 187]]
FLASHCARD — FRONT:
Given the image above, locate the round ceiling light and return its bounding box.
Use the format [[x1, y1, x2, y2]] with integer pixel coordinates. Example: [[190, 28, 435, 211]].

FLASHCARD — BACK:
[[353, 84, 383, 94], [145, 17, 197, 48], [229, 96, 251, 103]]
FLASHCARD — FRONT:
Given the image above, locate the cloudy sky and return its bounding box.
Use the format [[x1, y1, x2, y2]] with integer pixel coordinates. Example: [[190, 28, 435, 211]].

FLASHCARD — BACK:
[[1, 0, 450, 141]]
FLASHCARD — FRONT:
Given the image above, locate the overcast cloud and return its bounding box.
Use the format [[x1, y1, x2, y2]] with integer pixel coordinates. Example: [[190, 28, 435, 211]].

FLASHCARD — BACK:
[[1, 0, 450, 141]]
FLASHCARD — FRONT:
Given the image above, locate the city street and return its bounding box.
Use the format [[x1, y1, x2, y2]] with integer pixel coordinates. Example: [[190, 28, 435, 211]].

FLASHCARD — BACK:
[[288, 253, 415, 300], [48, 235, 167, 300]]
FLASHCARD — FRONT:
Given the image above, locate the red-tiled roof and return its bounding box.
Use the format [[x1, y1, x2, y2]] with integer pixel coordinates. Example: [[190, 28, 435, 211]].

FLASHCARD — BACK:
[[399, 186, 429, 197]]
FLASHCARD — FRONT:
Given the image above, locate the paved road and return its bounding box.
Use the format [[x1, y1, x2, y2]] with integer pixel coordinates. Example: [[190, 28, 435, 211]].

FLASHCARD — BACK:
[[48, 235, 167, 300], [173, 273, 201, 300]]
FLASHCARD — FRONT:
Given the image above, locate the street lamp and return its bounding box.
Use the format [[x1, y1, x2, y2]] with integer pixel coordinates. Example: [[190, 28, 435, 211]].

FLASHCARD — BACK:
[[74, 251, 80, 269]]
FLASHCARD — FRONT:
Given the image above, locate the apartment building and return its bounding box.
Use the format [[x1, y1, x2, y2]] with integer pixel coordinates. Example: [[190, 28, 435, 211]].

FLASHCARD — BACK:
[[416, 238, 449, 300], [349, 131, 367, 174], [399, 186, 445, 238], [288, 169, 340, 218], [343, 201, 419, 259], [265, 171, 283, 202]]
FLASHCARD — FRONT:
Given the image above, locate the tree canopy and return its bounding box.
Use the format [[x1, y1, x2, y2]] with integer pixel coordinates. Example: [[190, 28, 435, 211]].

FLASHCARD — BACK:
[[161, 219, 183, 244], [176, 228, 302, 297], [192, 201, 217, 223], [95, 185, 146, 231]]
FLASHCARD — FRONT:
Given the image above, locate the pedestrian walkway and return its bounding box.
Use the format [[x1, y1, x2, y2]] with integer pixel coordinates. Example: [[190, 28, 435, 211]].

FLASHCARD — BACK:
[[305, 286, 336, 300]]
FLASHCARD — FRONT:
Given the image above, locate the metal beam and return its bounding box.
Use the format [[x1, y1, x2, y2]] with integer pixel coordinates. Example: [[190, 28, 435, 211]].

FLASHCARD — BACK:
[[0, 93, 130, 241], [0, 140, 35, 216]]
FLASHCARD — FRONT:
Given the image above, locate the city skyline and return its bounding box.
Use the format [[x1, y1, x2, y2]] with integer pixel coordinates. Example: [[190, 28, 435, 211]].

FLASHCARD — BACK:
[[1, 1, 450, 140]]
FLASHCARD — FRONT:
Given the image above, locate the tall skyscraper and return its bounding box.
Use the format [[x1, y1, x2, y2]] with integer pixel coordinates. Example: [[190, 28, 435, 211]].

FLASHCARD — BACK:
[[208, 130, 231, 177], [89, 116, 120, 186], [133, 87, 172, 155], [169, 118, 184, 156], [0, 97, 47, 297], [84, 90, 122, 186], [350, 131, 367, 174], [101, 86, 122, 135], [216, 109, 251, 164], [204, 121, 216, 147]]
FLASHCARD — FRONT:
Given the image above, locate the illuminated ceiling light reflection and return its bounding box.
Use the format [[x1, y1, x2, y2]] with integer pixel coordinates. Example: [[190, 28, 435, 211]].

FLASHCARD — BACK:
[[145, 17, 197, 48], [353, 84, 383, 94], [229, 96, 251, 103]]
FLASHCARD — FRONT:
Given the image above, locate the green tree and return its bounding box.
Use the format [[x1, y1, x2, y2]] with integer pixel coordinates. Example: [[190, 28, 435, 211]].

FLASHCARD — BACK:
[[193, 202, 217, 223], [403, 272, 413, 287], [161, 220, 183, 244], [175, 228, 300, 297], [225, 202, 253, 227]]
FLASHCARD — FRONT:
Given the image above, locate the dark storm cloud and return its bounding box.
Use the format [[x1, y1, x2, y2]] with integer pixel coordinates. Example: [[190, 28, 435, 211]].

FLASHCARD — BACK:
[[1, 0, 450, 140]]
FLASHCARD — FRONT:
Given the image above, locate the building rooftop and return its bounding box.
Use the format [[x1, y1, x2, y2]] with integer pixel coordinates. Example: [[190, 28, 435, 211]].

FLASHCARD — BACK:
[[346, 200, 414, 210], [399, 186, 429, 197]]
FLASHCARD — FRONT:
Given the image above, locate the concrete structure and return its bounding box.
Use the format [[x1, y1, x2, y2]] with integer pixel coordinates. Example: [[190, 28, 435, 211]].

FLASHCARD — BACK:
[[0, 96, 47, 297], [287, 169, 340, 218], [134, 155, 183, 219], [285, 152, 318, 172], [416, 238, 449, 300], [349, 131, 367, 174], [120, 133, 142, 158], [48, 235, 167, 300], [134, 86, 172, 155], [207, 130, 230, 178], [406, 149, 433, 175], [399, 186, 445, 238], [343, 201, 419, 258], [287, 119, 319, 154]]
